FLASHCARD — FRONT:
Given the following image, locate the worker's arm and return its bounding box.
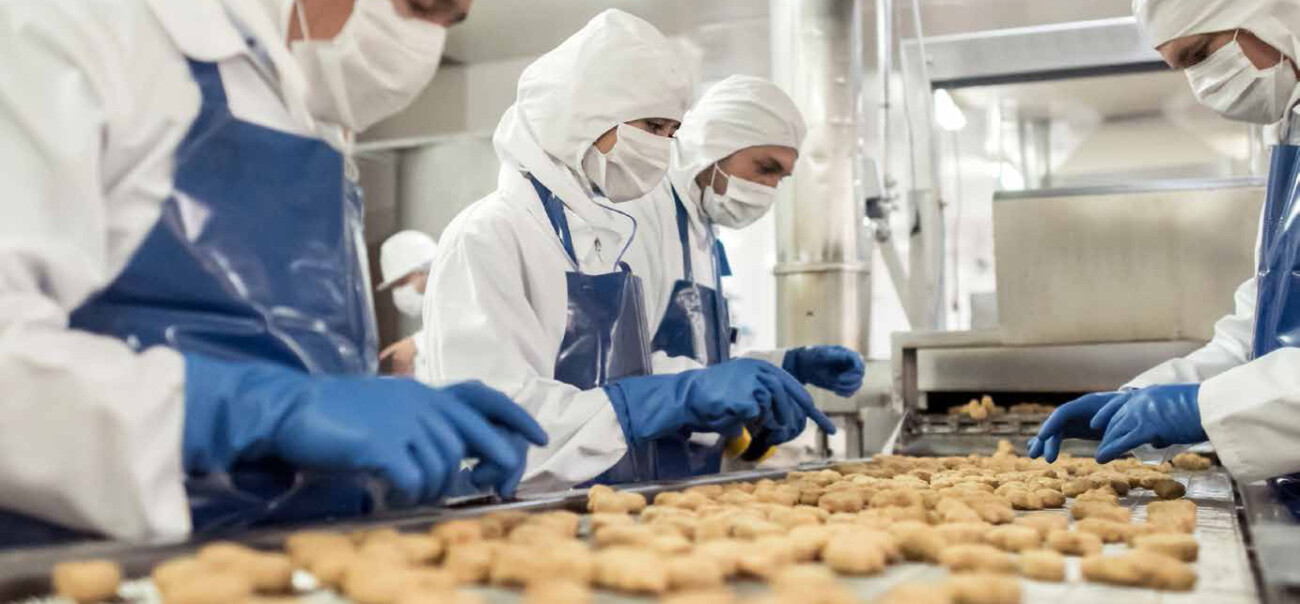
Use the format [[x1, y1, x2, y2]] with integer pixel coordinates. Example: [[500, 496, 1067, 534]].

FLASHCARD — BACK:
[[0, 2, 198, 541], [1198, 347, 1300, 482], [422, 205, 628, 491], [1125, 278, 1256, 388]]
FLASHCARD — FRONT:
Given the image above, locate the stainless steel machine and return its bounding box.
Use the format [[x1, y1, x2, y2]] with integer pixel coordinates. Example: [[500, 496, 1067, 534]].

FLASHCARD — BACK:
[[887, 178, 1264, 456]]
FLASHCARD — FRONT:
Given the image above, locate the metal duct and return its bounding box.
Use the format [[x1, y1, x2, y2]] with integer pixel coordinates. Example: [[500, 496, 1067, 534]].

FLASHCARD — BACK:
[[769, 0, 873, 430]]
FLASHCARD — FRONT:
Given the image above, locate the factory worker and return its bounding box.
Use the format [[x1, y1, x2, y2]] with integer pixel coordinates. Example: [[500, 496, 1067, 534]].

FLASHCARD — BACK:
[[0, 0, 545, 546], [377, 230, 438, 376], [424, 10, 833, 490], [1030, 0, 1300, 482], [624, 75, 864, 467]]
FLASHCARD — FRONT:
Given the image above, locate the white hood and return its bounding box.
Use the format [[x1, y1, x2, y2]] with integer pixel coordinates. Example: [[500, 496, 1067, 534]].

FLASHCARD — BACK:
[[670, 75, 806, 210], [492, 9, 692, 230], [1133, 0, 1300, 141]]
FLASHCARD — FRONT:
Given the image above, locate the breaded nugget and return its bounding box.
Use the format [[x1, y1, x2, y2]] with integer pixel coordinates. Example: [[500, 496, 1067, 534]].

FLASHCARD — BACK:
[[52, 559, 122, 603], [1045, 530, 1103, 556], [938, 544, 1016, 574], [1018, 549, 1065, 582]]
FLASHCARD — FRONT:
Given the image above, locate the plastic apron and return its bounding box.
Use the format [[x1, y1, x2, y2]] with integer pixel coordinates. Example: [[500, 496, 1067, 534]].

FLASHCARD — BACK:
[[524, 175, 670, 484], [0, 58, 380, 548], [1256, 144, 1300, 518], [643, 186, 736, 476]]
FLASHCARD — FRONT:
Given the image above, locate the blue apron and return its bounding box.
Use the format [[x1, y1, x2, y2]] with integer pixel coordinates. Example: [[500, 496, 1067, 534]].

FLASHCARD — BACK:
[[651, 186, 733, 366], [525, 174, 672, 484], [1256, 144, 1300, 519], [0, 58, 379, 548], [642, 186, 738, 476], [1253, 143, 1300, 358]]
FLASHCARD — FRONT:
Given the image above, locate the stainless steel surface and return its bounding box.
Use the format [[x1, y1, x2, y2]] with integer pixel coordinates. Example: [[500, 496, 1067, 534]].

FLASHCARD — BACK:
[[993, 181, 1264, 346], [893, 330, 1204, 399], [1239, 480, 1300, 604], [914, 340, 1204, 393], [902, 17, 1165, 88], [993, 177, 1267, 201], [770, 0, 873, 453]]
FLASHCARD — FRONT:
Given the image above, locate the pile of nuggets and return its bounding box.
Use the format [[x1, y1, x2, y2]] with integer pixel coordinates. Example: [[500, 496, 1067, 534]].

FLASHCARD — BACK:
[[947, 396, 1057, 420], [50, 447, 1216, 604]]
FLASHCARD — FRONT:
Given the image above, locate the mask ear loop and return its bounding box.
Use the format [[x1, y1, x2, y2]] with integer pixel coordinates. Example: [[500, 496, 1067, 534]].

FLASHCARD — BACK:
[[293, 0, 359, 152], [293, 0, 313, 40]]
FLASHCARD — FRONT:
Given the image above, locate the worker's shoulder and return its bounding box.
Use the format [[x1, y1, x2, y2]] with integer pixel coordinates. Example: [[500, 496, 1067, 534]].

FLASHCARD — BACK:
[[0, 0, 179, 80], [439, 191, 530, 251], [0, 0, 161, 44]]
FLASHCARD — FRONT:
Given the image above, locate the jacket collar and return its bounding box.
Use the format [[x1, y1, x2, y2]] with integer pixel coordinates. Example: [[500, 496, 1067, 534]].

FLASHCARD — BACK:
[[145, 0, 247, 62], [145, 0, 322, 138]]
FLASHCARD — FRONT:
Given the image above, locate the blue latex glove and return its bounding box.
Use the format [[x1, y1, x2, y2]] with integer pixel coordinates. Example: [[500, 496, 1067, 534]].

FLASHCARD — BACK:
[[183, 354, 548, 506], [468, 428, 530, 498], [1094, 384, 1207, 463], [782, 346, 866, 397], [604, 358, 836, 447], [1026, 391, 1124, 462]]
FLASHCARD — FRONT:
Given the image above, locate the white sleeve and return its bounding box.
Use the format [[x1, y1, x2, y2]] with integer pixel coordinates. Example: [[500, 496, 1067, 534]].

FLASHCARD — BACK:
[[741, 348, 791, 368], [1124, 278, 1256, 389], [1199, 347, 1300, 482], [422, 213, 627, 491], [0, 3, 190, 541], [651, 351, 705, 375]]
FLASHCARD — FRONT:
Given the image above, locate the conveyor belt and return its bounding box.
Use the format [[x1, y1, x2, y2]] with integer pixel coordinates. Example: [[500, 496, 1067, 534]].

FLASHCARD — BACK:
[[2, 465, 1261, 604]]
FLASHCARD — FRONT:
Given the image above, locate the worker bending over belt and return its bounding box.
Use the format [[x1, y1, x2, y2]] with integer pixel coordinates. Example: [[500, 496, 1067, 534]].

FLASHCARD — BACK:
[[1031, 0, 1300, 489], [623, 75, 861, 470], [422, 11, 829, 490], [0, 0, 544, 547]]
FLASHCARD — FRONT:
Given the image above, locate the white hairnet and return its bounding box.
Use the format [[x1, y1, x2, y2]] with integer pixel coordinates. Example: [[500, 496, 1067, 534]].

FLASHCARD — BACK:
[[1133, 0, 1300, 63], [672, 75, 807, 182], [377, 230, 437, 290], [491, 10, 692, 222]]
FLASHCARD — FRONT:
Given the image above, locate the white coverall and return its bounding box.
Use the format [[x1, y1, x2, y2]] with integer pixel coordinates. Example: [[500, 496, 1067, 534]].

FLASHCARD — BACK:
[[0, 0, 333, 541], [1127, 0, 1300, 483], [419, 10, 693, 491], [624, 75, 809, 375], [620, 75, 814, 465]]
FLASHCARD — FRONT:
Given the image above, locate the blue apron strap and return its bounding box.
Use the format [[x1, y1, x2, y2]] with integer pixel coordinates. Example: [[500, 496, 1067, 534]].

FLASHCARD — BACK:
[[713, 239, 732, 280], [183, 59, 229, 105], [669, 185, 696, 282], [526, 173, 579, 266]]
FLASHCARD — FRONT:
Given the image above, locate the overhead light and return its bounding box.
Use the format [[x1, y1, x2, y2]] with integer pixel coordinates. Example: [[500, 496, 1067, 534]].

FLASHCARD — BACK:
[[934, 89, 968, 132]]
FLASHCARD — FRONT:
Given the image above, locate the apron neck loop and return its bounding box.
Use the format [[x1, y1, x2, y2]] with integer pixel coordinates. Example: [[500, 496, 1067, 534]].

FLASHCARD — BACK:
[[526, 172, 580, 266], [671, 184, 725, 293], [670, 185, 696, 282]]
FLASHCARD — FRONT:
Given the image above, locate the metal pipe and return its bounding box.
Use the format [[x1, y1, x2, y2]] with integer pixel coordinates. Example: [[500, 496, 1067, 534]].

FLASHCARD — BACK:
[[876, 0, 893, 197], [770, 0, 872, 414]]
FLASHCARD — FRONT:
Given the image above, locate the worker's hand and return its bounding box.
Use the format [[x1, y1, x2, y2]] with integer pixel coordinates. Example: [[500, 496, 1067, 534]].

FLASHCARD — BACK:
[[182, 354, 547, 507], [603, 358, 836, 447], [1026, 391, 1124, 462], [469, 427, 531, 498], [782, 346, 866, 397], [752, 359, 838, 445], [380, 337, 419, 376], [1094, 384, 1207, 463]]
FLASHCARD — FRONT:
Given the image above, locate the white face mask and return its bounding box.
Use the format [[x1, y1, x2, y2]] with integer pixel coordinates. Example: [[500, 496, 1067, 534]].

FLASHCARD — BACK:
[[701, 165, 779, 229], [581, 123, 672, 203], [292, 0, 448, 131], [1186, 37, 1298, 125], [392, 284, 424, 317]]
